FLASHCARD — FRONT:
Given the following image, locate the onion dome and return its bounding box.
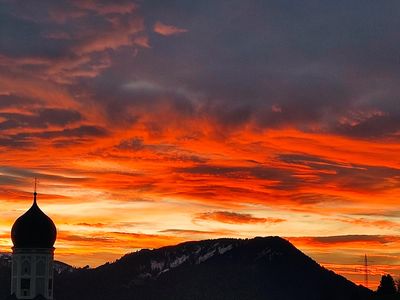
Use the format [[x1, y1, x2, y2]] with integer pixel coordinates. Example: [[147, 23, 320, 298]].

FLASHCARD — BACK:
[[11, 192, 57, 248]]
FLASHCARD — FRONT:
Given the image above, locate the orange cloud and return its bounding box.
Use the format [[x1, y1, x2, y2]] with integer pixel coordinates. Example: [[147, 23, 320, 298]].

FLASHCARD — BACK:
[[154, 21, 188, 36], [195, 211, 286, 224], [333, 217, 400, 230], [288, 235, 400, 248]]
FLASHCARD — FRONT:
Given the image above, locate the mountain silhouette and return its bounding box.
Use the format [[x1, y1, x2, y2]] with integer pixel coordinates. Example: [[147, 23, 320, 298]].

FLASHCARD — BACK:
[[49, 236, 373, 300]]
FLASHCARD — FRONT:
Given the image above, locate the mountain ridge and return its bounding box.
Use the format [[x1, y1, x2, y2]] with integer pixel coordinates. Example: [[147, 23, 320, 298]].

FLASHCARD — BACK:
[[53, 236, 373, 300]]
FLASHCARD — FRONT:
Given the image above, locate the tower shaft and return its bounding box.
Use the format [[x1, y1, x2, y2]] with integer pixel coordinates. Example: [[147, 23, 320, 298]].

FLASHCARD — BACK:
[[364, 254, 368, 288], [11, 248, 54, 299]]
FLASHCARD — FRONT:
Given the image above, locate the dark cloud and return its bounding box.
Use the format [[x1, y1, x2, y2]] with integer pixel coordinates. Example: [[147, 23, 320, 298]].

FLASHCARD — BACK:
[[0, 94, 36, 109], [117, 137, 145, 151], [2, 1, 400, 138], [0, 125, 107, 149], [84, 76, 196, 127], [33, 125, 107, 138], [0, 9, 63, 58], [117, 0, 400, 138], [0, 166, 87, 184], [38, 108, 82, 126], [0, 174, 25, 186], [15, 125, 107, 139], [290, 193, 346, 205], [334, 113, 400, 138], [279, 154, 400, 192], [0, 0, 146, 86], [117, 138, 207, 163], [0, 137, 34, 149], [279, 154, 348, 168], [0, 108, 82, 130], [174, 164, 300, 191], [175, 164, 283, 177]]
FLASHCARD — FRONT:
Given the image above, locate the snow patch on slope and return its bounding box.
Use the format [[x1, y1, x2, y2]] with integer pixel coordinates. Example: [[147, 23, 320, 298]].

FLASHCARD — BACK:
[[198, 249, 216, 263], [151, 260, 165, 271], [256, 247, 282, 261], [218, 244, 233, 254], [170, 255, 189, 268]]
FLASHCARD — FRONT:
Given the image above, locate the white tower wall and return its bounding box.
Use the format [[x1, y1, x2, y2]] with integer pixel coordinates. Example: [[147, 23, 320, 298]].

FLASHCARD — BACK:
[[11, 248, 54, 300]]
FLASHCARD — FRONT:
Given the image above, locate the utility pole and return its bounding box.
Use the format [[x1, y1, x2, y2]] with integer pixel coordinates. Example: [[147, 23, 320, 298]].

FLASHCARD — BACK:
[[364, 254, 368, 289], [355, 254, 374, 289]]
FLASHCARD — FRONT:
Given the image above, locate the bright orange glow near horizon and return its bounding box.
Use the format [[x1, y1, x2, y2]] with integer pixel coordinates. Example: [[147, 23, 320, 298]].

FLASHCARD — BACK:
[[1, 0, 400, 291]]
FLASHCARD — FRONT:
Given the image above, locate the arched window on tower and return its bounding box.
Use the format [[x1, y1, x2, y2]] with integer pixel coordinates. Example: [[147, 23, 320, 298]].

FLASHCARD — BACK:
[[22, 261, 31, 276], [21, 278, 30, 297]]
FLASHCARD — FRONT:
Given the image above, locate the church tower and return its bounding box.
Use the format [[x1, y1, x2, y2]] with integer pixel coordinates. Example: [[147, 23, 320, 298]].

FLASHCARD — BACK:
[[10, 184, 57, 300]]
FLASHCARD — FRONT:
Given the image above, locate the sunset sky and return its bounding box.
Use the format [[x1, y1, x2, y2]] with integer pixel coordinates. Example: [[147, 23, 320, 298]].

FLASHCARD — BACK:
[[1, 0, 400, 289]]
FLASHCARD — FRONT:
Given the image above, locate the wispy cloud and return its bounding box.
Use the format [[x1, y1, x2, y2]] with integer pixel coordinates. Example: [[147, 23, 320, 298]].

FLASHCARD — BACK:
[[154, 21, 188, 36], [195, 211, 285, 224]]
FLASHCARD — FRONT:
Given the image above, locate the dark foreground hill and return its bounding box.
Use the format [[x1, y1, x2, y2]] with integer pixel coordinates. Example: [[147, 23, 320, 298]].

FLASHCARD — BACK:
[[51, 236, 373, 300]]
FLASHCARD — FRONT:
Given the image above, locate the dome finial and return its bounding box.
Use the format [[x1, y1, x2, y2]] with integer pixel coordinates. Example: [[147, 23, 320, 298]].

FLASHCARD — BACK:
[[33, 177, 37, 204]]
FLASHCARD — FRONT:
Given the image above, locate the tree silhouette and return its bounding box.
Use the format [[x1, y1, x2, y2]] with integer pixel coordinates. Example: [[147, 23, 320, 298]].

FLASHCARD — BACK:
[[377, 274, 398, 299]]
